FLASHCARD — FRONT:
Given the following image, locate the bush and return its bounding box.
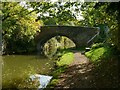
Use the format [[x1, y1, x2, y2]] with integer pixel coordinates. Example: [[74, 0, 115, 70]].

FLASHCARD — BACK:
[[85, 43, 113, 63]]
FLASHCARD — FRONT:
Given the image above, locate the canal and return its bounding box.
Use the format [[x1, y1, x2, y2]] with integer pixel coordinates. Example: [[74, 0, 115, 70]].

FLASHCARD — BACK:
[[2, 55, 55, 88]]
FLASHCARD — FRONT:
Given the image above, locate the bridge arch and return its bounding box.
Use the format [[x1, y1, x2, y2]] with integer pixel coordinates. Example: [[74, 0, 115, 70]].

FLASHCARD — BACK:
[[37, 33, 77, 55], [35, 26, 99, 55], [41, 35, 76, 56]]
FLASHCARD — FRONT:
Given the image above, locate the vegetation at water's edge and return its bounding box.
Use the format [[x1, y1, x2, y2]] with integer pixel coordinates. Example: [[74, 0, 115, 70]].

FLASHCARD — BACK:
[[2, 2, 120, 89], [47, 50, 74, 88], [85, 43, 119, 87], [85, 43, 113, 63], [2, 66, 40, 89]]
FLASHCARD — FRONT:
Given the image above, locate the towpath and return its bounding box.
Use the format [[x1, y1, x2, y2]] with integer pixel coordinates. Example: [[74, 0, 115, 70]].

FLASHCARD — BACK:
[[54, 51, 119, 89]]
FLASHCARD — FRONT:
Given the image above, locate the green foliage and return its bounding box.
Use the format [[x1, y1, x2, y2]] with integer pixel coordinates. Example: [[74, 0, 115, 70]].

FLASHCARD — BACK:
[[56, 52, 74, 66], [52, 66, 67, 79], [80, 2, 117, 43], [44, 37, 58, 57], [2, 2, 41, 54], [80, 3, 116, 27], [48, 50, 74, 88], [29, 2, 81, 25], [85, 43, 112, 63], [43, 36, 75, 57], [47, 79, 59, 88], [85, 47, 106, 62], [17, 75, 40, 89], [91, 43, 104, 49], [80, 2, 119, 51]]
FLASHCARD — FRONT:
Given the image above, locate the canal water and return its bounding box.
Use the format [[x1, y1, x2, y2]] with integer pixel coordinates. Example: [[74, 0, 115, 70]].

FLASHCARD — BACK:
[[2, 55, 55, 88]]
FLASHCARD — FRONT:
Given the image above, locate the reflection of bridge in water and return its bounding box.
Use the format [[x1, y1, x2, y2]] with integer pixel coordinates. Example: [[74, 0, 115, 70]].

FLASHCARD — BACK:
[[35, 26, 99, 54]]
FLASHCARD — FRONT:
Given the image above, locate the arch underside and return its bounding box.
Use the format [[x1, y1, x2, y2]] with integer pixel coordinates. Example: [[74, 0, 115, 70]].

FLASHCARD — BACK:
[[36, 26, 99, 55], [37, 34, 78, 54]]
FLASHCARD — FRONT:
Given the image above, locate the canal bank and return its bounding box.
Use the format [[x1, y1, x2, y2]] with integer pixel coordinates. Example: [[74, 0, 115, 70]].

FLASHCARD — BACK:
[[46, 50, 90, 89], [2, 45, 119, 89], [47, 45, 119, 89]]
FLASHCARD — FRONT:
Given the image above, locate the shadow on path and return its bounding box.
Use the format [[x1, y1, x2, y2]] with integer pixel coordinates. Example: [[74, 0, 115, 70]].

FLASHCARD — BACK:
[[54, 52, 119, 89]]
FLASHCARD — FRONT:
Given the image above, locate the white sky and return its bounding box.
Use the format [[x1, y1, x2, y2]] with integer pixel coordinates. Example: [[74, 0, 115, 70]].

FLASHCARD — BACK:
[[20, 1, 84, 20]]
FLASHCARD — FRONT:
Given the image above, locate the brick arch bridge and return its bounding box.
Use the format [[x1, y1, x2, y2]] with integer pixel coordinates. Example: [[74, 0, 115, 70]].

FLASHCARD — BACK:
[[35, 26, 99, 54]]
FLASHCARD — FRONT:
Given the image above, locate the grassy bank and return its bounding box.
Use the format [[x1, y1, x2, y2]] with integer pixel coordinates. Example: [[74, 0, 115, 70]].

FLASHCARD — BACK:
[[85, 43, 119, 88], [47, 50, 74, 88], [85, 43, 113, 63], [56, 52, 74, 66]]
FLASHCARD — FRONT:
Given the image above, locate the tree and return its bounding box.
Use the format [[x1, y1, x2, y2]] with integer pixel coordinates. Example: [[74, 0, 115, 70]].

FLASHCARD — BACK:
[[28, 2, 82, 25], [104, 2, 120, 51], [24, 2, 82, 55], [80, 2, 120, 50], [2, 2, 41, 53]]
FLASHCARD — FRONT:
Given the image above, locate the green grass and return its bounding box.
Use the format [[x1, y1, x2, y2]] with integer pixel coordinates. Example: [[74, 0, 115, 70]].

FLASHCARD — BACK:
[[47, 50, 74, 88], [53, 51, 74, 78], [85, 47, 106, 62], [56, 52, 74, 66], [85, 43, 112, 63]]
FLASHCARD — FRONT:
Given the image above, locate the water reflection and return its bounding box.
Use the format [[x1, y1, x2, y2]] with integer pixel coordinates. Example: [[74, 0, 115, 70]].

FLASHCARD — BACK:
[[2, 55, 55, 88]]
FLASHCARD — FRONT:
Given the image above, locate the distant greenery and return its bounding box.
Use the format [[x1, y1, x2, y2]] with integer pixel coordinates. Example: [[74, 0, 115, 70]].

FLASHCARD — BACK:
[[43, 36, 75, 57]]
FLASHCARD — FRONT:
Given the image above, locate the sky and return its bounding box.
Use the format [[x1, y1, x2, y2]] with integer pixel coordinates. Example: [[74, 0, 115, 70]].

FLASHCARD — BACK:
[[20, 1, 84, 20]]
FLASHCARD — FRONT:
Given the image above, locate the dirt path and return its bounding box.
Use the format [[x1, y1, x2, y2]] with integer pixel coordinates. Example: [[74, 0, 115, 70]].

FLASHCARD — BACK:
[[54, 51, 119, 89], [54, 52, 96, 88], [70, 52, 89, 66]]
